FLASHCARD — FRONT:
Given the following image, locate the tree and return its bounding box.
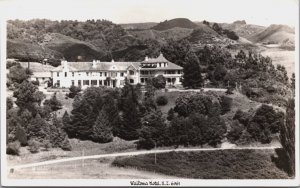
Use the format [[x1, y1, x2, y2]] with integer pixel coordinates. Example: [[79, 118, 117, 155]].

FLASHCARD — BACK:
[[44, 92, 62, 111], [120, 93, 142, 140], [219, 96, 232, 114], [13, 81, 45, 113], [214, 64, 227, 81], [276, 99, 295, 176], [27, 114, 50, 142], [8, 64, 30, 84], [152, 75, 166, 89], [182, 52, 203, 88], [68, 85, 81, 98], [137, 110, 167, 149], [91, 110, 113, 143], [7, 141, 20, 155], [227, 120, 244, 143]]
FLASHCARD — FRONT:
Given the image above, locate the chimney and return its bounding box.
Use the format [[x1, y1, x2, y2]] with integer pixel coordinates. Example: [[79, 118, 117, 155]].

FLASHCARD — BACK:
[[92, 60, 96, 68], [62, 60, 68, 69], [111, 59, 114, 63], [145, 56, 148, 61]]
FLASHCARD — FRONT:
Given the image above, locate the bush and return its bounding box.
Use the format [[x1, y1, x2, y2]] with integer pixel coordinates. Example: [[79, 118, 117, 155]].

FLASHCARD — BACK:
[[227, 120, 244, 143], [6, 141, 21, 155], [61, 137, 72, 151], [167, 108, 175, 121], [68, 85, 81, 98], [156, 96, 168, 106], [219, 96, 232, 114], [28, 139, 40, 153]]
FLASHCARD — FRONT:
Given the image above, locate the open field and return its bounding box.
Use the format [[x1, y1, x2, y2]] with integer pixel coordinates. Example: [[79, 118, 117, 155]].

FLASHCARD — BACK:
[[260, 48, 295, 77], [7, 137, 136, 166], [8, 158, 178, 179], [112, 149, 289, 179]]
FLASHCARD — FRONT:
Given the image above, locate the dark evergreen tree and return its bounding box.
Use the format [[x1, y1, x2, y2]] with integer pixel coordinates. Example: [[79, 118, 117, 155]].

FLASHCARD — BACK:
[[219, 96, 232, 114], [182, 52, 203, 88], [167, 108, 175, 121], [15, 125, 27, 146], [92, 110, 113, 143]]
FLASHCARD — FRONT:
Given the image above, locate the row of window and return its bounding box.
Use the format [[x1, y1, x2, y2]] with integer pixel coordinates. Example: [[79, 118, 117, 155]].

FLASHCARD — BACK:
[[57, 71, 129, 77]]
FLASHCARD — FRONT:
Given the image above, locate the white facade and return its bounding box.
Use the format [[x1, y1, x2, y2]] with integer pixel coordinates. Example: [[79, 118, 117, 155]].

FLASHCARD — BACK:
[[51, 54, 183, 89]]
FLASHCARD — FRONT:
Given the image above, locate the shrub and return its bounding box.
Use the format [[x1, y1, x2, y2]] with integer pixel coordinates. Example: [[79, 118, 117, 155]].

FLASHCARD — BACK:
[[156, 96, 168, 106], [61, 137, 72, 151], [167, 108, 175, 121], [6, 141, 21, 155], [152, 75, 166, 89], [227, 120, 244, 143], [28, 139, 40, 153], [219, 96, 232, 114], [233, 109, 250, 126], [7, 98, 13, 110], [43, 140, 52, 151]]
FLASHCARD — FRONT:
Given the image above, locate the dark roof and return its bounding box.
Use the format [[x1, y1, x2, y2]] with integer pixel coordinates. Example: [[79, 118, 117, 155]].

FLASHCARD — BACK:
[[142, 53, 169, 63], [51, 61, 140, 72]]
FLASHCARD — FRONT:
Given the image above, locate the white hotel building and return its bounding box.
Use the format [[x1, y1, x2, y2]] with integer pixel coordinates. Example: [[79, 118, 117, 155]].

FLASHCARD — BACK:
[[51, 53, 183, 88]]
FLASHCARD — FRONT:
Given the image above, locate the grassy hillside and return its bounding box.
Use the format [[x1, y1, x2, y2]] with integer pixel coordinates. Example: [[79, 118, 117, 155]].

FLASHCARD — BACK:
[[120, 22, 158, 30], [151, 18, 199, 31], [250, 24, 295, 47], [220, 21, 266, 39], [112, 149, 288, 179]]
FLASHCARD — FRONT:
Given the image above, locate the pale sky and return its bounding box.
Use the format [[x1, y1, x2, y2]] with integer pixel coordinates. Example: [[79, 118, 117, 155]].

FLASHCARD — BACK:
[[0, 0, 298, 26]]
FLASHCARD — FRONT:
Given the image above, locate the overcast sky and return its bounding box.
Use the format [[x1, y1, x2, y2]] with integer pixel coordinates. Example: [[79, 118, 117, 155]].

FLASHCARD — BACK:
[[0, 0, 298, 26]]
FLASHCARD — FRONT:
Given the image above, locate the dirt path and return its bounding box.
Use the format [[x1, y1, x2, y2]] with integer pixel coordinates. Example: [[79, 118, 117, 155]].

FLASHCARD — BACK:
[[9, 146, 280, 170]]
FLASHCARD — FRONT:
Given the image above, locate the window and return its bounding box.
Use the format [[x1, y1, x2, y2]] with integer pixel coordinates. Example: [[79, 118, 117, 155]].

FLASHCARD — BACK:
[[42, 77, 45, 80], [71, 80, 74, 86], [57, 72, 59, 77], [141, 78, 144, 83], [177, 70, 181, 74], [65, 72, 67, 77], [72, 72, 74, 77], [129, 79, 134, 84], [86, 72, 89, 76], [99, 80, 102, 85], [167, 78, 171, 83], [100, 72, 102, 77], [78, 80, 81, 86], [57, 80, 60, 87], [104, 72, 107, 77], [91, 80, 97, 86], [129, 70, 135, 75], [104, 80, 107, 86], [83, 80, 90, 86], [145, 78, 148, 83], [121, 72, 124, 77]]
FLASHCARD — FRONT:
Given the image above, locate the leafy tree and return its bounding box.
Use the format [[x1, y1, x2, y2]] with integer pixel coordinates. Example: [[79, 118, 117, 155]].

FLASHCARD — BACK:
[[68, 85, 81, 98], [233, 109, 250, 126], [8, 64, 30, 84], [182, 52, 203, 88], [213, 64, 227, 81], [13, 80, 45, 114], [28, 139, 40, 153], [44, 92, 62, 111], [137, 110, 167, 149], [143, 79, 157, 112], [227, 120, 244, 143], [152, 75, 166, 89], [91, 110, 113, 143], [61, 137, 72, 151]]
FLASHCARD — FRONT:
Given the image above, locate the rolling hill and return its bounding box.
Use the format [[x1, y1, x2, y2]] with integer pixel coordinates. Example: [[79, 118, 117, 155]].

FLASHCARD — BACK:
[[249, 24, 295, 47], [220, 20, 266, 39], [151, 18, 199, 31]]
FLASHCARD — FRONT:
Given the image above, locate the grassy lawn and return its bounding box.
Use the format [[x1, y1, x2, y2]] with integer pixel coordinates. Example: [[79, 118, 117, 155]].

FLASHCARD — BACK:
[[112, 149, 289, 179], [7, 137, 137, 166]]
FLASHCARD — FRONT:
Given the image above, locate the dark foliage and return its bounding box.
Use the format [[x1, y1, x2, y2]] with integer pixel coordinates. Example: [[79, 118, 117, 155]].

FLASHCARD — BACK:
[[43, 92, 62, 111], [156, 96, 168, 106], [219, 96, 232, 114], [6, 141, 20, 155], [68, 85, 81, 98]]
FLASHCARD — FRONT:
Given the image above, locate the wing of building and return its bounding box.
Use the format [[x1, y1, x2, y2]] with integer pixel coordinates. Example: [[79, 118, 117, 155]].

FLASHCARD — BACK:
[[50, 53, 183, 88]]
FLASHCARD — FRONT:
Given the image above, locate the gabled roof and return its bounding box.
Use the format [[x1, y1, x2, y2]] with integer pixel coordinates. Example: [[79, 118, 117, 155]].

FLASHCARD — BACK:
[[140, 61, 183, 70], [142, 53, 169, 63], [51, 61, 140, 72]]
